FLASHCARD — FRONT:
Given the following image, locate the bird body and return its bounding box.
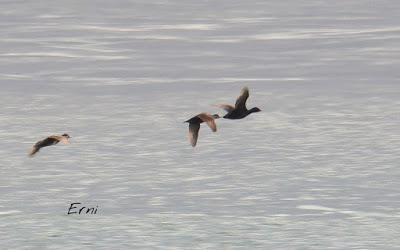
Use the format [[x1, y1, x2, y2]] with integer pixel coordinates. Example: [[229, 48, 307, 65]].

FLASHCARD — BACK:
[[217, 87, 261, 119], [185, 116, 204, 124], [29, 134, 71, 157], [223, 107, 261, 119], [185, 113, 219, 147]]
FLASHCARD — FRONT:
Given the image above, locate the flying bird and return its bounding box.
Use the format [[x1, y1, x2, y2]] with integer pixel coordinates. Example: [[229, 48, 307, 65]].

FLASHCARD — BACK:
[[29, 133, 71, 157], [185, 113, 220, 147], [217, 87, 261, 119]]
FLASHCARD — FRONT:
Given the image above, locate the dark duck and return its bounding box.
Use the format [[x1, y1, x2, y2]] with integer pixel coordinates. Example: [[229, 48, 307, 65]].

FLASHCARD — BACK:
[[185, 113, 220, 147], [217, 87, 261, 119], [29, 133, 71, 157]]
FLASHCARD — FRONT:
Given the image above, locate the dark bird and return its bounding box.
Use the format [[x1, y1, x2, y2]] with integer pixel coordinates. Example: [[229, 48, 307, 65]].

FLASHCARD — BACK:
[[29, 133, 71, 157], [217, 87, 261, 119], [185, 113, 220, 147]]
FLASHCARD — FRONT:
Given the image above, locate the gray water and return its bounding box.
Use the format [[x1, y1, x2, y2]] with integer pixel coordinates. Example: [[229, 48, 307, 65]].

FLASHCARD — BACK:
[[1, 0, 400, 249]]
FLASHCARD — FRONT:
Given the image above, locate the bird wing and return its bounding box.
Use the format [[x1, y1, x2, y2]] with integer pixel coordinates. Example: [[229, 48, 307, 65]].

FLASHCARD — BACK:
[[29, 137, 59, 157], [197, 113, 217, 132], [234, 87, 249, 111], [189, 123, 200, 147], [35, 137, 59, 148], [29, 146, 40, 157], [215, 104, 235, 113]]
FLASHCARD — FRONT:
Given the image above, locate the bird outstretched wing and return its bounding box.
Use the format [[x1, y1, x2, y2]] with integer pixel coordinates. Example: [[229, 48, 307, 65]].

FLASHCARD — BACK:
[[29, 137, 59, 157], [215, 104, 235, 113], [188, 123, 200, 147], [29, 146, 40, 157], [234, 87, 249, 111], [40, 136, 60, 146], [197, 113, 217, 132]]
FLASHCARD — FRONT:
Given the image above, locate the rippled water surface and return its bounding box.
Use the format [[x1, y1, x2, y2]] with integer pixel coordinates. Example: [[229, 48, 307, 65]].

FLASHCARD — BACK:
[[1, 1, 400, 249]]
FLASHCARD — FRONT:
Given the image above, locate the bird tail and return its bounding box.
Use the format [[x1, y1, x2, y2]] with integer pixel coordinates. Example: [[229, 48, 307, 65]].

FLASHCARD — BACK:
[[29, 146, 39, 157]]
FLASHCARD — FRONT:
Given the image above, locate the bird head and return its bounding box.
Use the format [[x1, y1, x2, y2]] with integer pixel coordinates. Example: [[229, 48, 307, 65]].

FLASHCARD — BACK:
[[62, 133, 71, 139], [250, 107, 261, 113]]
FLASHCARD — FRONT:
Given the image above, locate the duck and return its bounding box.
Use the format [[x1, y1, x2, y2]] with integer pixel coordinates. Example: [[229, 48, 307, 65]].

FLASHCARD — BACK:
[[185, 113, 220, 147], [217, 87, 261, 119], [29, 133, 71, 157]]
